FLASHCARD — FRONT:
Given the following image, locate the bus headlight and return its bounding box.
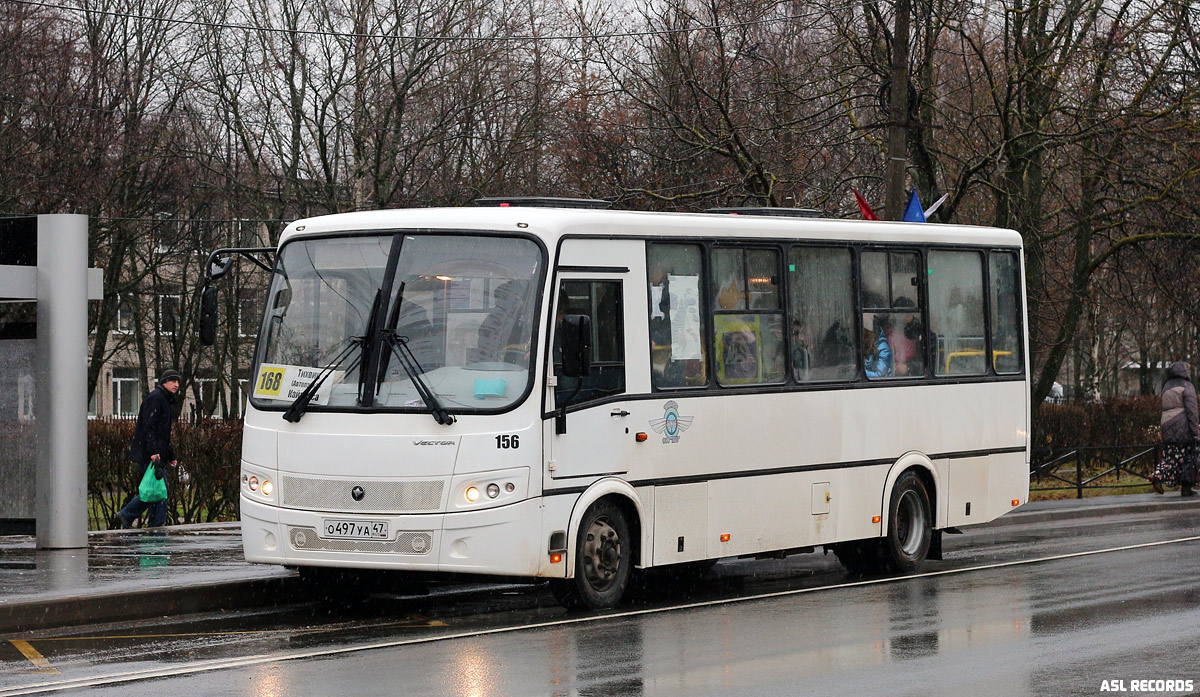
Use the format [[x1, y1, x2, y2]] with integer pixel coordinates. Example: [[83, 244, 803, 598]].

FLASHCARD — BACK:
[[241, 464, 277, 502], [450, 468, 528, 511]]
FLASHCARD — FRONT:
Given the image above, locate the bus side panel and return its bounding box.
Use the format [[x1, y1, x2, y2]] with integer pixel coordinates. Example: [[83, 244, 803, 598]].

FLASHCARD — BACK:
[[836, 464, 891, 542], [988, 451, 1028, 520], [945, 456, 990, 527], [652, 483, 709, 565], [706, 473, 831, 557], [536, 493, 576, 578]]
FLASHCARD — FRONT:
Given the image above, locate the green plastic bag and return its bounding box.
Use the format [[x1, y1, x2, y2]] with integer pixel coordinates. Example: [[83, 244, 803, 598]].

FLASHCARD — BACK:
[[138, 462, 168, 503]]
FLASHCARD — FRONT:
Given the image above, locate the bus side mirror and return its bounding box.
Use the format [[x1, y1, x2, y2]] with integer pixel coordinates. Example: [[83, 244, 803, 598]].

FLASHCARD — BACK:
[[207, 255, 234, 282], [560, 314, 592, 377], [199, 285, 219, 346]]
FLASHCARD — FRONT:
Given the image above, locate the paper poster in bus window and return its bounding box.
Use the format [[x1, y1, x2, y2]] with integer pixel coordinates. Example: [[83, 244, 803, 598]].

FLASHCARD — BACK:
[[714, 315, 762, 384], [667, 274, 702, 360]]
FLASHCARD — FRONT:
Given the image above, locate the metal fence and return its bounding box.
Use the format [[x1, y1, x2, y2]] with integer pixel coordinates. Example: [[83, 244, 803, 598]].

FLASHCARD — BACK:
[[1030, 445, 1158, 498]]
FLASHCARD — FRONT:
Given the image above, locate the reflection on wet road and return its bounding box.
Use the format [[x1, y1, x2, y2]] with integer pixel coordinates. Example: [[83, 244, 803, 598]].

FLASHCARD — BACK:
[[2, 510, 1198, 696]]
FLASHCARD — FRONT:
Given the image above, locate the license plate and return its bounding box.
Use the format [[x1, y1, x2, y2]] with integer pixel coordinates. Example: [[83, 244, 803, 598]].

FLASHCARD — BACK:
[[321, 519, 389, 540]]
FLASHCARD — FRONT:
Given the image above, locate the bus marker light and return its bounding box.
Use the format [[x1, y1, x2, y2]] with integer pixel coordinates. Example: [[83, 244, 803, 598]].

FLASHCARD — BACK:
[[635, 432, 648, 442], [550, 553, 562, 563], [720, 534, 730, 542], [872, 516, 881, 524], [1012, 499, 1020, 506], [465, 486, 480, 503], [505, 482, 515, 493]]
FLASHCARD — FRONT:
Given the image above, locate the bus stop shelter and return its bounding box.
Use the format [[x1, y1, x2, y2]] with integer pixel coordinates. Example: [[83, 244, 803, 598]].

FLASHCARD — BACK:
[[0, 215, 103, 548]]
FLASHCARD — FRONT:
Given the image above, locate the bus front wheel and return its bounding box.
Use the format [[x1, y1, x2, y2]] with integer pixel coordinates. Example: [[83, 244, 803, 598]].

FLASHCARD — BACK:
[[880, 470, 933, 572], [553, 500, 632, 610]]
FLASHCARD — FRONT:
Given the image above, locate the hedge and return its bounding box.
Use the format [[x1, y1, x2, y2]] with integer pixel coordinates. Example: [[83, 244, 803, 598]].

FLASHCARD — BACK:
[[88, 419, 242, 529], [1034, 397, 1161, 452]]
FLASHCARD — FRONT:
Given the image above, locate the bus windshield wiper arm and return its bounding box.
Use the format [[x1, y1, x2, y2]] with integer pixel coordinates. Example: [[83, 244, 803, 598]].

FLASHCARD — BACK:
[[381, 329, 455, 426], [282, 337, 364, 423]]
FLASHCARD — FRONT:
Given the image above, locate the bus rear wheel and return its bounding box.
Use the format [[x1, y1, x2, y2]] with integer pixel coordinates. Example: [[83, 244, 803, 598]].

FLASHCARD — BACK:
[[553, 500, 632, 610], [880, 470, 933, 572]]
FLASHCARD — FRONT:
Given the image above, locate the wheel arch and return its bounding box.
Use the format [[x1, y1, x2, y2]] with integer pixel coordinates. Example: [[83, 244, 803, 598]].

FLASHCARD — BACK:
[[564, 478, 646, 579], [880, 452, 941, 533]]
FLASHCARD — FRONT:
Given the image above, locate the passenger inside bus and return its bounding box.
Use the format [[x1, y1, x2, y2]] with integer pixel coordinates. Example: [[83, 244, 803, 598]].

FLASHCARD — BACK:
[[394, 301, 438, 371], [470, 280, 530, 366], [888, 297, 923, 377], [863, 313, 893, 378]]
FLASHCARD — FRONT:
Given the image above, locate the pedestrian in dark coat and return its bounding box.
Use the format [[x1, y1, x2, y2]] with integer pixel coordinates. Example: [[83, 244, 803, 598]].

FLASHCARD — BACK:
[[115, 370, 181, 527], [1153, 361, 1198, 496]]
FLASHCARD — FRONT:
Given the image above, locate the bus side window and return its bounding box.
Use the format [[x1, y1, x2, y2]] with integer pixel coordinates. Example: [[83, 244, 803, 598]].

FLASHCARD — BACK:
[[929, 250, 986, 376], [553, 280, 625, 405], [710, 247, 785, 386], [860, 250, 925, 379], [648, 244, 707, 388], [789, 246, 856, 382], [989, 251, 1023, 374]]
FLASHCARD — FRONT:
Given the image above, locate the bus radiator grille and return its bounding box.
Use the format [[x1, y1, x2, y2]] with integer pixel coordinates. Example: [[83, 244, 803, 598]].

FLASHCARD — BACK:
[[281, 476, 444, 513], [288, 526, 433, 555]]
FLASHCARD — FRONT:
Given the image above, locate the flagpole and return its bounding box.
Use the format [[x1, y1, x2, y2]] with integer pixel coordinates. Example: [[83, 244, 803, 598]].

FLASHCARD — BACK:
[[884, 0, 912, 220]]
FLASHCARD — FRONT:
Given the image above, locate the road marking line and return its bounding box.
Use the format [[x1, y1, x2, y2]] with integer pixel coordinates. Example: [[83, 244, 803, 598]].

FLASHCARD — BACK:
[[27, 620, 449, 642], [8, 642, 59, 675], [2, 534, 1198, 696]]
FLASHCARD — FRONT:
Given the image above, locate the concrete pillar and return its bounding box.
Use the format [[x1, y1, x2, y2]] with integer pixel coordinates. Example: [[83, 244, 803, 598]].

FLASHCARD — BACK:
[[35, 214, 89, 549]]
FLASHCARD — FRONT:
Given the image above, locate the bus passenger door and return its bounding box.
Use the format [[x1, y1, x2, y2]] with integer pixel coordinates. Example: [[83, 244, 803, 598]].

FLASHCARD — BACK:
[[545, 270, 642, 481]]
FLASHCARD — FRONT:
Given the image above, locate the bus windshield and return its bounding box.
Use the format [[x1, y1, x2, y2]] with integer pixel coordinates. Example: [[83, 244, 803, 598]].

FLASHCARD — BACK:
[[253, 232, 543, 414]]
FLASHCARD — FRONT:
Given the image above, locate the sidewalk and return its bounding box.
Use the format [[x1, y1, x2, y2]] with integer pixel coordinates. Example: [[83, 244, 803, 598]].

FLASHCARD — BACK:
[[0, 523, 294, 634], [1, 493, 1197, 634]]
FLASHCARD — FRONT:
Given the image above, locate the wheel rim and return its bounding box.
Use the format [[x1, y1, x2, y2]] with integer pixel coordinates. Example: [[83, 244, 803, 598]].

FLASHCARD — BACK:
[[581, 515, 622, 592], [895, 489, 927, 557]]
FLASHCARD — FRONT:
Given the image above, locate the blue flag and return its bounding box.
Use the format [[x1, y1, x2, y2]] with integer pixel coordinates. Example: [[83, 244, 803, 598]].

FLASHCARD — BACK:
[[902, 190, 926, 222]]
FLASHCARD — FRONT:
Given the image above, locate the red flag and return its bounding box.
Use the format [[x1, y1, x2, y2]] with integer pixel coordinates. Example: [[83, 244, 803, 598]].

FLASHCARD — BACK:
[[853, 189, 879, 221]]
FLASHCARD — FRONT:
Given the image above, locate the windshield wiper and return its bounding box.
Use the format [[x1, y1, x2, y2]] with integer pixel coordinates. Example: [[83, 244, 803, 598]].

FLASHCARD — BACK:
[[356, 288, 386, 406], [282, 337, 364, 423], [381, 329, 455, 426], [376, 281, 407, 391]]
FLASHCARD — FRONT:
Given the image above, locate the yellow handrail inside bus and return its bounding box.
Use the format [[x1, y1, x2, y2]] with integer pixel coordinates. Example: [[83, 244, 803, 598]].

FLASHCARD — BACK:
[[944, 349, 1013, 373]]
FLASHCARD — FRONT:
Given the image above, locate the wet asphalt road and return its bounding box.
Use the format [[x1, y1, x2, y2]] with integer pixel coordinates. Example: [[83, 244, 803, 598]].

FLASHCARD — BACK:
[[2, 508, 1198, 697]]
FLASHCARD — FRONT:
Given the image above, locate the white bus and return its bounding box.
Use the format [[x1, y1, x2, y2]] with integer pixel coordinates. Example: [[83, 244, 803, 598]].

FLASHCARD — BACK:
[[202, 199, 1029, 610]]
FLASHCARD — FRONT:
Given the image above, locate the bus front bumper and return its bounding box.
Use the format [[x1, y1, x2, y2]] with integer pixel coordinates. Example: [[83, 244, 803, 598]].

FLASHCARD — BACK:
[[241, 495, 544, 577]]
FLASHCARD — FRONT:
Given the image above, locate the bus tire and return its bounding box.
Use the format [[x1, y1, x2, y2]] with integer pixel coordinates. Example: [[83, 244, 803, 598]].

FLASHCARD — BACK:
[[554, 499, 632, 610], [881, 470, 933, 572]]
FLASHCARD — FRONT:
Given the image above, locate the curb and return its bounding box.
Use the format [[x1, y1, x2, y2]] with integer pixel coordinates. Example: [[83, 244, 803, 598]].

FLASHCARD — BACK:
[[0, 575, 300, 635], [978, 495, 1200, 528]]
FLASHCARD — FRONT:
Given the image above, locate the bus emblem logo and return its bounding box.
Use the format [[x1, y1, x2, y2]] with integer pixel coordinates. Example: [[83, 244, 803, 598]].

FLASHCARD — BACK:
[[649, 401, 693, 444], [351, 486, 366, 501]]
